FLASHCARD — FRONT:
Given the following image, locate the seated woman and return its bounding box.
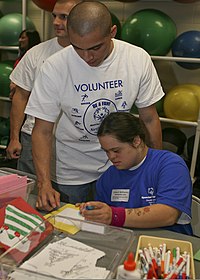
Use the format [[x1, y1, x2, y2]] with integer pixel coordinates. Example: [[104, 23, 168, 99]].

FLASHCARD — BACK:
[[79, 112, 193, 235]]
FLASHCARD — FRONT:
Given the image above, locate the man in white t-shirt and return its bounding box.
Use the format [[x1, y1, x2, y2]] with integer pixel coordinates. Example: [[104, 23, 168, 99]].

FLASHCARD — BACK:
[[25, 1, 165, 211], [7, 0, 80, 177]]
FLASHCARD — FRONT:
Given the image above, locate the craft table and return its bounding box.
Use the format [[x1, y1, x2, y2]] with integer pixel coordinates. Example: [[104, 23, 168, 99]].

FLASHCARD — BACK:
[[28, 193, 200, 279]]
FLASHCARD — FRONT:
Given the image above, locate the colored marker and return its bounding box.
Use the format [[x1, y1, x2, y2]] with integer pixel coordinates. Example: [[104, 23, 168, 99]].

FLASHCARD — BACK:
[[176, 247, 180, 263], [166, 257, 185, 279], [148, 243, 158, 271], [161, 243, 166, 276], [138, 249, 148, 274], [157, 250, 162, 278], [172, 247, 177, 269], [164, 250, 171, 278], [186, 253, 190, 279], [170, 258, 186, 279]]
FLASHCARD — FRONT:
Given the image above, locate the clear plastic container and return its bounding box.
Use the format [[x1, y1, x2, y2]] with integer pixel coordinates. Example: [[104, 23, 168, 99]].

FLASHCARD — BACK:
[[0, 167, 36, 207]]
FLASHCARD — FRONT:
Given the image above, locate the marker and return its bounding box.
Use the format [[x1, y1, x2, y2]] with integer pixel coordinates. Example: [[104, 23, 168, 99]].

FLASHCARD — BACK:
[[144, 246, 157, 279], [138, 249, 149, 274], [157, 250, 162, 278], [186, 253, 190, 279], [172, 248, 177, 269], [166, 257, 185, 279], [170, 258, 186, 279], [85, 205, 94, 210], [161, 243, 166, 276], [164, 250, 171, 278], [148, 243, 158, 271], [176, 247, 180, 263]]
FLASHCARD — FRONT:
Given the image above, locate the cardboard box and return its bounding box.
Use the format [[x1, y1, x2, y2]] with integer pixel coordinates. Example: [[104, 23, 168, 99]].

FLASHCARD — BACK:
[[0, 168, 35, 207], [135, 235, 195, 279]]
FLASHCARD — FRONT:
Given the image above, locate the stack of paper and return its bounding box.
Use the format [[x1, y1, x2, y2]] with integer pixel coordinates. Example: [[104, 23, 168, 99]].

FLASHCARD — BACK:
[[0, 174, 27, 206]]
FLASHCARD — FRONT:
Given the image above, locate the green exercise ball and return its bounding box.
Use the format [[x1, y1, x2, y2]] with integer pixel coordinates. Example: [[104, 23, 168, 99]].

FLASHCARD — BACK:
[[130, 98, 164, 116], [121, 9, 177, 56], [0, 118, 10, 137], [0, 13, 36, 46], [0, 62, 13, 97], [111, 12, 121, 40], [0, 136, 9, 146]]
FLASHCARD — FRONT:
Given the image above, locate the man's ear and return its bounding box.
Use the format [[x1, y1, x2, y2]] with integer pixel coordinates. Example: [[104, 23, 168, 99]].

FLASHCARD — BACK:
[[132, 136, 141, 148], [111, 25, 117, 38]]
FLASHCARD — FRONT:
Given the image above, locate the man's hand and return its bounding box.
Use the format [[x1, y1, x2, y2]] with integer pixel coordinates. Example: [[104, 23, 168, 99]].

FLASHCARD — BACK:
[[6, 139, 22, 159], [36, 183, 61, 212]]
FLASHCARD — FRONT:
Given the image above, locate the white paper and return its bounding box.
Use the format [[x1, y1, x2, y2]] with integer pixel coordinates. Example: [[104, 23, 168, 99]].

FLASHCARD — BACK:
[[14, 237, 109, 279]]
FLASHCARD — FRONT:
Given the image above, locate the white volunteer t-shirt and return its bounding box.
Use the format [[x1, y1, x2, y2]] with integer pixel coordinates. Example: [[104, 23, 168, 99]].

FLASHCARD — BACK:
[[10, 37, 63, 135], [25, 39, 165, 184]]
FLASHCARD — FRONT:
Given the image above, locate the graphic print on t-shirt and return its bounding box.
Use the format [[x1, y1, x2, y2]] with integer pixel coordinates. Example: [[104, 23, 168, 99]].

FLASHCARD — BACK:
[[83, 98, 118, 135]]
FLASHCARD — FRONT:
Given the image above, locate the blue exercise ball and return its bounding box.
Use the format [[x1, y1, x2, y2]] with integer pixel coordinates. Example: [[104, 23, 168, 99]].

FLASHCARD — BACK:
[[0, 13, 36, 46], [172, 30, 200, 69], [121, 9, 177, 56]]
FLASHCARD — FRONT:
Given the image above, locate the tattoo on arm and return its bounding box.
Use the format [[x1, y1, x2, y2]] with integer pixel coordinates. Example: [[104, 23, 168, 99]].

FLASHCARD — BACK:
[[127, 207, 151, 217]]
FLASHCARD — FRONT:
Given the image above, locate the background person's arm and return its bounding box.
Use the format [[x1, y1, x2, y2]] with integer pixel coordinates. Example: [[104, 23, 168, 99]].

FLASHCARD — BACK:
[[32, 118, 60, 211], [6, 86, 30, 159], [138, 105, 162, 149]]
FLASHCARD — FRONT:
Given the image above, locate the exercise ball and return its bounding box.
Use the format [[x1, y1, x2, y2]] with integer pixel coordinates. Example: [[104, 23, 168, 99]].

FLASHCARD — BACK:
[[172, 30, 200, 69], [31, 0, 57, 12], [111, 12, 121, 40], [0, 62, 13, 97], [0, 13, 36, 46], [130, 98, 164, 116], [0, 136, 9, 147], [0, 118, 10, 137], [121, 9, 176, 56], [164, 84, 200, 121], [1, 60, 15, 68], [181, 84, 200, 104], [162, 127, 187, 155]]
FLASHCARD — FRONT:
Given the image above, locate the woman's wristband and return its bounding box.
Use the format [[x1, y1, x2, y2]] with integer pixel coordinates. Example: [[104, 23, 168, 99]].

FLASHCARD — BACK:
[[110, 206, 126, 227]]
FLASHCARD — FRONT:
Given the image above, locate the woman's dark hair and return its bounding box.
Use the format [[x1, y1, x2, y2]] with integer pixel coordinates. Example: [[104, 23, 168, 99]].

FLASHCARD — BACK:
[[25, 29, 41, 49], [18, 29, 41, 54], [97, 112, 146, 144]]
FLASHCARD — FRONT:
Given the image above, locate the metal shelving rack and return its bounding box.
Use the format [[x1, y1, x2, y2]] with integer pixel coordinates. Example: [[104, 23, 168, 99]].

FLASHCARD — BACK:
[[0, 0, 27, 104], [151, 55, 200, 184]]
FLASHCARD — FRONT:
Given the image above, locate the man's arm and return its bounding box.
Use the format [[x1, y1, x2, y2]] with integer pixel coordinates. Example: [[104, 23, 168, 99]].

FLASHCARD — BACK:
[[138, 105, 162, 149], [6, 86, 30, 159], [32, 118, 60, 211]]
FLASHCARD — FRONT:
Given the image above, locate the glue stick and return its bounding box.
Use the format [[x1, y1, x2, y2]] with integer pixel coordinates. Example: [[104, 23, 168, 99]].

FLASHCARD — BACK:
[[116, 252, 142, 279]]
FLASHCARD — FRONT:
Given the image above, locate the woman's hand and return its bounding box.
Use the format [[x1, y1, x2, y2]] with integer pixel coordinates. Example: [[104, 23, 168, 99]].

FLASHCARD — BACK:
[[77, 201, 112, 225]]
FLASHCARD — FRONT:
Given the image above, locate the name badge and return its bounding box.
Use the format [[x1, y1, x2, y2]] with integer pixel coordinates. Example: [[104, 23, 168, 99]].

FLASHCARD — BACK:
[[111, 189, 130, 202]]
